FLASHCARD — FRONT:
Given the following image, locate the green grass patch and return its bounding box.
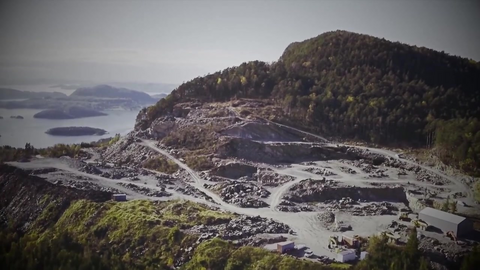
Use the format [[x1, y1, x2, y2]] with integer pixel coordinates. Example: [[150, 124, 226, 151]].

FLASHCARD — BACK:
[[143, 156, 179, 174], [330, 262, 352, 269]]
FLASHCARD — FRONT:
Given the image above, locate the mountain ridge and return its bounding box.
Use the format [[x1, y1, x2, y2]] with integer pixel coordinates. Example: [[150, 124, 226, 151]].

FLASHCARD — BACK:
[[138, 30, 480, 175], [0, 88, 67, 100]]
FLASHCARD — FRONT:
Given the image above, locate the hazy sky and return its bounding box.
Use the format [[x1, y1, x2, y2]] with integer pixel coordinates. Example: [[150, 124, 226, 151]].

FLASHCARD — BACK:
[[0, 0, 479, 85]]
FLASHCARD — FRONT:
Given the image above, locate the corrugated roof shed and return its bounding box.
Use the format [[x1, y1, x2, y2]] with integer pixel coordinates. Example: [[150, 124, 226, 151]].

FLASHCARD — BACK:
[[277, 241, 294, 246], [419, 207, 465, 224]]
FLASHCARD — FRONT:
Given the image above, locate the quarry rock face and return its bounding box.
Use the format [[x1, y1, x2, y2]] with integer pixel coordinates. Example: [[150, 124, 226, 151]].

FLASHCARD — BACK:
[[149, 116, 176, 139], [0, 165, 112, 233]]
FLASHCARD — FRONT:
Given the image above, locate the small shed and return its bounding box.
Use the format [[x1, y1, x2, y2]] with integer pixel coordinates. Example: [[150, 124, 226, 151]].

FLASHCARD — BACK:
[[337, 249, 356, 263], [419, 207, 473, 237], [112, 194, 127, 202], [276, 241, 295, 254]]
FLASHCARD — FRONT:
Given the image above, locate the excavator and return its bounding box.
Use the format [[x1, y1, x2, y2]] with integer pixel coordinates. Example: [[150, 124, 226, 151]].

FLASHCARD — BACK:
[[381, 231, 401, 244], [411, 219, 429, 230], [328, 235, 339, 250]]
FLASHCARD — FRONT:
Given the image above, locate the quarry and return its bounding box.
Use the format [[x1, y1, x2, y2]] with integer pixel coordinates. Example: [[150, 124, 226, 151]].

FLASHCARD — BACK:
[[4, 100, 479, 269]]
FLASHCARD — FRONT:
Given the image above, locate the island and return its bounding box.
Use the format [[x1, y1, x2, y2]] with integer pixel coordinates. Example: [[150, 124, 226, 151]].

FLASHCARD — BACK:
[[45, 127, 107, 136], [70, 84, 156, 104], [10, 115, 24, 119], [34, 106, 107, 119]]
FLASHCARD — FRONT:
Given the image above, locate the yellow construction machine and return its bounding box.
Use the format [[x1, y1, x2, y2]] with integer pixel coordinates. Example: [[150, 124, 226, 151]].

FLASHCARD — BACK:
[[328, 235, 339, 250], [411, 219, 429, 230], [381, 231, 401, 244]]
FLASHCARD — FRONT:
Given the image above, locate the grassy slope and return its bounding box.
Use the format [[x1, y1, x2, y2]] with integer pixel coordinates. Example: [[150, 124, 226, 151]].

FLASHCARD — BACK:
[[2, 198, 338, 269]]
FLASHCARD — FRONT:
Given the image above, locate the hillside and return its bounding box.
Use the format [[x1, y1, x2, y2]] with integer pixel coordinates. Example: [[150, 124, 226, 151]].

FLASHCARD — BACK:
[[139, 30, 480, 175], [71, 84, 156, 104], [0, 165, 334, 270], [0, 88, 67, 100]]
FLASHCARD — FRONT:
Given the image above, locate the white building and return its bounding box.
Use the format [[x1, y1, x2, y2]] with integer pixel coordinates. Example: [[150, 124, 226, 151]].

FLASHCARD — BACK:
[[419, 207, 473, 237], [337, 249, 356, 263]]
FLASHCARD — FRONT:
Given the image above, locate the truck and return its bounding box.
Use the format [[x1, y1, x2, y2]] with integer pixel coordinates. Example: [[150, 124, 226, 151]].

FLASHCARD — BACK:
[[342, 235, 360, 248], [277, 241, 295, 254]]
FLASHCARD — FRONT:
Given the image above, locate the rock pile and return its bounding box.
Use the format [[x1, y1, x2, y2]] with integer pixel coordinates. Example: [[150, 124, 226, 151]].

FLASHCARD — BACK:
[[277, 205, 313, 212], [419, 236, 472, 267], [189, 215, 290, 240], [254, 171, 294, 186], [416, 171, 448, 185], [286, 181, 407, 205], [80, 164, 103, 175], [340, 166, 357, 174], [208, 182, 270, 208], [321, 201, 399, 216], [118, 183, 171, 197], [303, 167, 336, 176], [317, 211, 335, 229], [156, 174, 177, 185], [175, 184, 216, 203], [283, 178, 338, 202]]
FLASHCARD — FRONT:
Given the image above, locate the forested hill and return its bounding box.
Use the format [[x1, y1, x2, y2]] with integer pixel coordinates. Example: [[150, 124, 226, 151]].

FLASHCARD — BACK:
[[141, 30, 480, 175]]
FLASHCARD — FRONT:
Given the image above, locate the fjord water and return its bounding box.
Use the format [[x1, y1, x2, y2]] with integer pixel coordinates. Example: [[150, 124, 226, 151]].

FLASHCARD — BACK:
[[0, 108, 139, 148]]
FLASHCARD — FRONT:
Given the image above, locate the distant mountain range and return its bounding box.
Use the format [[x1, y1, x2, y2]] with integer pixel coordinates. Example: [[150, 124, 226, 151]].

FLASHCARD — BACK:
[[0, 88, 67, 100], [0, 84, 166, 112], [50, 82, 177, 95]]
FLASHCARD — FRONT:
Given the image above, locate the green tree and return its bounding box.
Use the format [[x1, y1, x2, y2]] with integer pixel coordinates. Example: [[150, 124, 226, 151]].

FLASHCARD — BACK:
[[461, 245, 480, 270], [441, 196, 451, 212], [404, 227, 421, 269], [450, 200, 458, 213]]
